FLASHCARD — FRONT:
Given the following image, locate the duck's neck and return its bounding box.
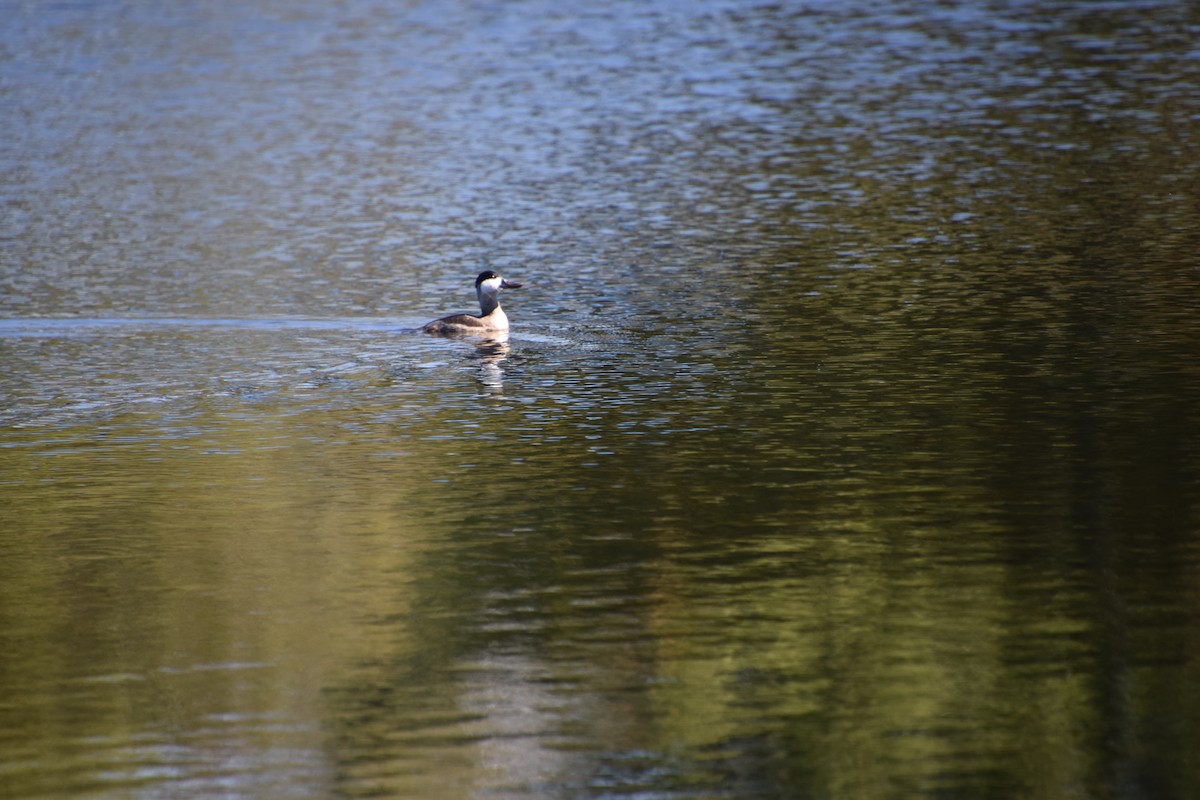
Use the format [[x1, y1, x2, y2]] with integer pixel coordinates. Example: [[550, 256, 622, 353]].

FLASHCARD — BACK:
[[478, 289, 501, 316]]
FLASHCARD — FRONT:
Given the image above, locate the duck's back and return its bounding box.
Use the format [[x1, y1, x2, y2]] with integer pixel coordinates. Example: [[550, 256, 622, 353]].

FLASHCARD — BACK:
[[421, 309, 507, 334]]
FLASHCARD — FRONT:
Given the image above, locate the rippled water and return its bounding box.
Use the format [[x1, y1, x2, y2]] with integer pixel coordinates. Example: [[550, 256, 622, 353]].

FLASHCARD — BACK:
[[3, 1, 1200, 798]]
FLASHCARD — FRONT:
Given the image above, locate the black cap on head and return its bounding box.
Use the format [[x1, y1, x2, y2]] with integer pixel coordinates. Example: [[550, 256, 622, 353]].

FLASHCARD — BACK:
[[475, 270, 501, 287]]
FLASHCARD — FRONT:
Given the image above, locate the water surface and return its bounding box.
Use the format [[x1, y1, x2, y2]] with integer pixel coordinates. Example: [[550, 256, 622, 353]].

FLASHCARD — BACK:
[[3, 1, 1200, 798]]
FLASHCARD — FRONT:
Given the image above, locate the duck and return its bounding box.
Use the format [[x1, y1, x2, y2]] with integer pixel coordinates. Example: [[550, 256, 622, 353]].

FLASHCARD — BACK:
[[420, 271, 523, 335]]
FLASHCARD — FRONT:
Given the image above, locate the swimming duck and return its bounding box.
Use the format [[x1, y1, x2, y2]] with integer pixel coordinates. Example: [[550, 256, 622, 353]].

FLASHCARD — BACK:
[[420, 271, 523, 335]]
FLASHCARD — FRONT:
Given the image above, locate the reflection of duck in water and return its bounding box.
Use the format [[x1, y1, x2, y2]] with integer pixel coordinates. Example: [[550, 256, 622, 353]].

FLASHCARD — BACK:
[[421, 271, 523, 335], [474, 334, 510, 392]]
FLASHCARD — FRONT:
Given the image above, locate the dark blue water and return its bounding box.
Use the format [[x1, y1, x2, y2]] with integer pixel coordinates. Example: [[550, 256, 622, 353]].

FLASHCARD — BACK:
[[2, 1, 1199, 797]]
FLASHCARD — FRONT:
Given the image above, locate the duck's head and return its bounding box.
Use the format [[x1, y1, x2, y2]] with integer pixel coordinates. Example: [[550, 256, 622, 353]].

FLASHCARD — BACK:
[[476, 270, 523, 297]]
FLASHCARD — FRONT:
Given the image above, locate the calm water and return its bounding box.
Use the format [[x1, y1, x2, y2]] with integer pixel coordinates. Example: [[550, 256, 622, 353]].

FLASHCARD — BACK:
[[3, 1, 1200, 798]]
